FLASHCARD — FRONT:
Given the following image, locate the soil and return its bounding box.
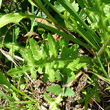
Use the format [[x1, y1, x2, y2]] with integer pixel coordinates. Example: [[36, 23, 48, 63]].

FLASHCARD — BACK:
[[0, 45, 110, 110], [1, 71, 110, 110]]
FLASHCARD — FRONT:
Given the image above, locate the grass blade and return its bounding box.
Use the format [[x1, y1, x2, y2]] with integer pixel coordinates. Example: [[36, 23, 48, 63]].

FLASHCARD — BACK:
[[38, 22, 92, 49], [58, 0, 100, 48], [0, 90, 18, 109], [97, 56, 109, 78], [44, 0, 98, 50]]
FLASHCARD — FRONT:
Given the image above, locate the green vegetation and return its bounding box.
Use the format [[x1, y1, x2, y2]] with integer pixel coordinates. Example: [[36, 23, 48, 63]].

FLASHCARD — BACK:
[[0, 0, 110, 110]]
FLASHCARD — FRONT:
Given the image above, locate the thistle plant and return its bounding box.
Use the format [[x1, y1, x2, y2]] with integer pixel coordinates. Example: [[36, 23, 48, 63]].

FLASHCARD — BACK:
[[0, 0, 110, 109]]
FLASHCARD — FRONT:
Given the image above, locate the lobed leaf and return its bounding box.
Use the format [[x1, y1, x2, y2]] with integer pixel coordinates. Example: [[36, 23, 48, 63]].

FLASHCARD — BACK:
[[62, 69, 75, 83], [48, 33, 58, 58], [44, 92, 54, 103], [66, 58, 80, 70], [45, 65, 55, 82], [44, 92, 63, 110], [30, 67, 37, 80], [29, 38, 41, 61], [55, 71, 63, 81], [64, 87, 75, 97], [20, 49, 35, 67], [40, 44, 49, 60], [7, 66, 30, 77], [47, 84, 63, 95], [70, 44, 79, 58]]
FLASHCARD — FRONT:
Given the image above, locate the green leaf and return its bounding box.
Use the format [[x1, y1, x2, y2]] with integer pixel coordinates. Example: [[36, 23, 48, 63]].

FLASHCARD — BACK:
[[5, 43, 20, 52], [44, 92, 63, 110], [43, 73, 49, 83], [55, 71, 63, 81], [37, 67, 43, 74], [95, 94, 101, 103], [62, 67, 75, 83], [7, 66, 30, 77], [76, 63, 86, 70], [58, 38, 65, 47], [103, 4, 110, 17], [45, 65, 55, 82], [48, 33, 58, 58], [30, 68, 37, 80], [61, 46, 70, 58], [70, 44, 79, 58], [66, 58, 80, 70], [44, 92, 54, 103], [0, 72, 11, 88], [54, 1, 64, 12], [66, 71, 75, 83], [64, 87, 75, 97], [71, 1, 79, 12], [47, 84, 63, 95], [37, 28, 45, 34], [76, 0, 86, 8], [20, 84, 25, 90], [29, 38, 41, 61], [54, 61, 65, 69], [0, 13, 26, 28], [40, 44, 49, 60], [60, 41, 79, 59], [20, 49, 35, 66]]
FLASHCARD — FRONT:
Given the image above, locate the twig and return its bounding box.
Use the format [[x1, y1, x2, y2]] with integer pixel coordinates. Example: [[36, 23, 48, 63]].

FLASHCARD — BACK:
[[64, 70, 83, 87], [92, 98, 104, 110]]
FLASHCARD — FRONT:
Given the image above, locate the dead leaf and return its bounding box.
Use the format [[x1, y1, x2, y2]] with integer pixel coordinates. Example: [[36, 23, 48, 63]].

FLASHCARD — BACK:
[[53, 34, 62, 42], [24, 32, 38, 37], [19, 32, 41, 43], [35, 18, 58, 29]]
